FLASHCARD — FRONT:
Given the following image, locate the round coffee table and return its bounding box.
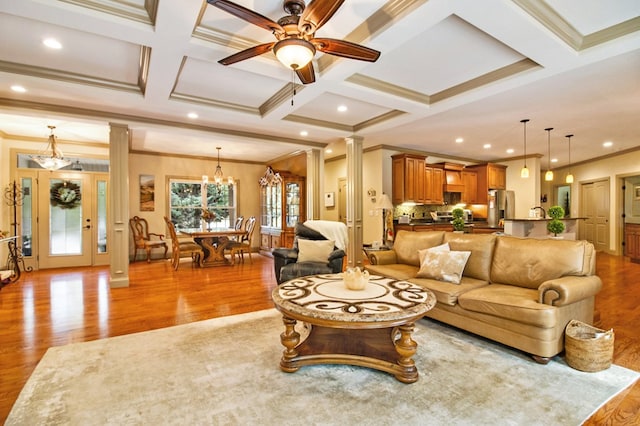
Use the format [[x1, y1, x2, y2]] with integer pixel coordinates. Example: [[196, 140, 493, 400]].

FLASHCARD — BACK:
[[272, 273, 436, 383]]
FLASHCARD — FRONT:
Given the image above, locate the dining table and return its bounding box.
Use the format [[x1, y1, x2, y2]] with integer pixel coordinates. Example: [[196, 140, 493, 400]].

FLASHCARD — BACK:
[[181, 228, 247, 267]]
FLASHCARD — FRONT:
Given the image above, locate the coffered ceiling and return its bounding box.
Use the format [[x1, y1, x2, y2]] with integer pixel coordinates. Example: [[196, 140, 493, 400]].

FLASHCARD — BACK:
[[0, 0, 639, 168]]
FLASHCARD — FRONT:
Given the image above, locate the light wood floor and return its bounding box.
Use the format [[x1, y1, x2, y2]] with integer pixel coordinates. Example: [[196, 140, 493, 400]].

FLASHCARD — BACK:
[[0, 253, 638, 423]]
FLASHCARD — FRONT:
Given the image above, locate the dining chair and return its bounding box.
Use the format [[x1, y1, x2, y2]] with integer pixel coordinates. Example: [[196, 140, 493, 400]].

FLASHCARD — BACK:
[[129, 216, 168, 262], [230, 216, 244, 241], [163, 216, 203, 270], [227, 216, 256, 264]]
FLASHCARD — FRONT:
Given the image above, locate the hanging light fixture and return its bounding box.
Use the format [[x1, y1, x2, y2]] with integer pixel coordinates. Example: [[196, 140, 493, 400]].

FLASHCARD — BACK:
[[32, 125, 72, 170], [259, 166, 282, 186], [565, 134, 574, 183], [520, 119, 530, 178], [544, 127, 554, 181], [273, 38, 316, 70], [211, 147, 233, 186]]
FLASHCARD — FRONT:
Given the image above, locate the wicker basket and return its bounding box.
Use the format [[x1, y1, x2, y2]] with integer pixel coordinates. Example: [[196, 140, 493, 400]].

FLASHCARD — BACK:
[[565, 320, 614, 372]]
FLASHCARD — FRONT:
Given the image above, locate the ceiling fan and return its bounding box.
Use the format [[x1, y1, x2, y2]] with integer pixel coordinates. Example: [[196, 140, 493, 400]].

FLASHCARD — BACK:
[[207, 0, 381, 84]]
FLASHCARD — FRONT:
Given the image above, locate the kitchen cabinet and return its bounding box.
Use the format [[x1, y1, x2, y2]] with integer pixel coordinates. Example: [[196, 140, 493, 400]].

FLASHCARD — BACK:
[[425, 165, 444, 204], [466, 163, 508, 203], [392, 154, 426, 204], [260, 171, 305, 253], [461, 170, 478, 203], [625, 223, 640, 263]]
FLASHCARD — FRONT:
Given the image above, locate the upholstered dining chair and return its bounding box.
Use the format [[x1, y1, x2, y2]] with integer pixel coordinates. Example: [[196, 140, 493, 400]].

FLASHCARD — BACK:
[[163, 217, 203, 270], [129, 216, 168, 262], [227, 216, 256, 264], [230, 216, 244, 241]]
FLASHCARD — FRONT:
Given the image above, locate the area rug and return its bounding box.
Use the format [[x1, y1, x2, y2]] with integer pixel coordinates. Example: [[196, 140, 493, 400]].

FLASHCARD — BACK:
[[7, 309, 638, 425]]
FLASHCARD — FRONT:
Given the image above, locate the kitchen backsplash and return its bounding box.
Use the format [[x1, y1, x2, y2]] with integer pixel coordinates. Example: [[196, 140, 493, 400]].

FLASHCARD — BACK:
[[393, 204, 452, 220]]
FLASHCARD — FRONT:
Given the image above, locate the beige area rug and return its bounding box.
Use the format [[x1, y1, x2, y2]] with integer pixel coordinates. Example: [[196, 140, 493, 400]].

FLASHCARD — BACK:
[[7, 309, 639, 425]]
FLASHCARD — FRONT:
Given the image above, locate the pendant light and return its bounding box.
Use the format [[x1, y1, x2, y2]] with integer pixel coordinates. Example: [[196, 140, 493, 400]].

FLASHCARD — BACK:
[[544, 127, 554, 181], [32, 125, 72, 170], [211, 147, 233, 186], [565, 134, 574, 183], [520, 119, 530, 178]]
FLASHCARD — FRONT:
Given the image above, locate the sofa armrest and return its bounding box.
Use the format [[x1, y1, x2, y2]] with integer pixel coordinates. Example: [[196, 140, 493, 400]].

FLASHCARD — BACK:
[[538, 275, 603, 306], [368, 250, 397, 265], [272, 248, 298, 261], [328, 249, 346, 262]]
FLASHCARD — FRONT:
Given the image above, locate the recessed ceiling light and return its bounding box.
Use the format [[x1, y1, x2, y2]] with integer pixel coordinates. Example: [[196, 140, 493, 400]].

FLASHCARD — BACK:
[[551, 158, 558, 163], [11, 85, 26, 93], [603, 141, 613, 148], [483, 144, 491, 149], [506, 148, 514, 154], [43, 38, 62, 49], [455, 138, 464, 143], [300, 130, 308, 137], [187, 112, 198, 119], [337, 105, 347, 112], [325, 148, 333, 154]]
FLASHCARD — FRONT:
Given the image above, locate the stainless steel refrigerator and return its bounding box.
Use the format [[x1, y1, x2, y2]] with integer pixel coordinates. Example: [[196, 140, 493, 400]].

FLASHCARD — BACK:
[[488, 190, 515, 227]]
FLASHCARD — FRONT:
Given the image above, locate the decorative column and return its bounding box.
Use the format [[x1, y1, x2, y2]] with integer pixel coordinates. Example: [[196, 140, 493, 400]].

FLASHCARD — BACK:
[[109, 123, 130, 288], [306, 148, 324, 220], [345, 136, 364, 268]]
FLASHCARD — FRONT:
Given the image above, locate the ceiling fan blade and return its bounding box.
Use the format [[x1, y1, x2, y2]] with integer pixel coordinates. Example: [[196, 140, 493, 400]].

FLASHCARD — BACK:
[[313, 38, 380, 62], [218, 42, 275, 65], [295, 62, 316, 84], [207, 0, 283, 35], [298, 0, 345, 35]]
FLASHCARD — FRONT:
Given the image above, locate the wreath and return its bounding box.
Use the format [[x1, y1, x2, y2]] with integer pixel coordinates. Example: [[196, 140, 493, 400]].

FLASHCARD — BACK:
[[50, 181, 82, 209]]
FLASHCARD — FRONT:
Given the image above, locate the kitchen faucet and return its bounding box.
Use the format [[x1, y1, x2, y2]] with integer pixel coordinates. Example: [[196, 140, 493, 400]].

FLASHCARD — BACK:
[[531, 206, 546, 218]]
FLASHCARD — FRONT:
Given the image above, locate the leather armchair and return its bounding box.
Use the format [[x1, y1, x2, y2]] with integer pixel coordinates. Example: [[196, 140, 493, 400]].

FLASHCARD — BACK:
[[273, 223, 346, 284]]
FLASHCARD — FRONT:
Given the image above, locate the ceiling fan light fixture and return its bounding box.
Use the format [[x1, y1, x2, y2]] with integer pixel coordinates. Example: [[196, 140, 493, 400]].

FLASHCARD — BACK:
[[274, 38, 315, 70]]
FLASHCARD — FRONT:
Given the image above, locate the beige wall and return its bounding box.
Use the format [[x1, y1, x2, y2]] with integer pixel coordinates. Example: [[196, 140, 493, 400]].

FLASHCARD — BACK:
[[129, 153, 265, 252]]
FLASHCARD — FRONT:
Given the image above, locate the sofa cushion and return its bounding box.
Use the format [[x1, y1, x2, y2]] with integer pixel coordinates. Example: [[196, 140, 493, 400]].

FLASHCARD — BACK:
[[491, 236, 588, 289], [297, 239, 335, 263], [393, 230, 445, 266], [411, 276, 489, 306], [443, 233, 496, 282], [458, 284, 558, 328], [416, 250, 471, 284]]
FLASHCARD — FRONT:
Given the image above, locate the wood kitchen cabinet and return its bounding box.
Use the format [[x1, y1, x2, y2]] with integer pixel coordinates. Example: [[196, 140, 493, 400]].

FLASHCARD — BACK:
[[461, 170, 478, 203], [425, 165, 444, 204], [392, 153, 426, 204], [466, 163, 508, 203], [625, 223, 640, 263]]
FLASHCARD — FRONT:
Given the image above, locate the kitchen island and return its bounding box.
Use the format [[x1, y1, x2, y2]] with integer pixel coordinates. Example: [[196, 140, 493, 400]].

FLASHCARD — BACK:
[[503, 218, 586, 239]]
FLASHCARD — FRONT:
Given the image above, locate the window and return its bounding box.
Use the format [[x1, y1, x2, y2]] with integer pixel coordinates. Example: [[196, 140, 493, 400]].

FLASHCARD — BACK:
[[168, 178, 237, 229]]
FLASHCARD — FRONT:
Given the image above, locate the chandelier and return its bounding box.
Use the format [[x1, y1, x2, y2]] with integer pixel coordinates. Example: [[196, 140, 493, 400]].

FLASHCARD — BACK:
[[207, 147, 233, 186], [259, 166, 282, 186], [32, 126, 72, 170]]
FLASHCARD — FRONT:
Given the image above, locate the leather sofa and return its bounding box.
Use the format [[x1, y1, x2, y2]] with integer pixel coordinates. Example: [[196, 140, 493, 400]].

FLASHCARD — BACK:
[[365, 230, 602, 363]]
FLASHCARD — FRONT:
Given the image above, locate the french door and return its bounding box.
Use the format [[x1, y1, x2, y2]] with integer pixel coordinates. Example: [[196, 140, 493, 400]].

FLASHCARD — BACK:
[[17, 170, 109, 270]]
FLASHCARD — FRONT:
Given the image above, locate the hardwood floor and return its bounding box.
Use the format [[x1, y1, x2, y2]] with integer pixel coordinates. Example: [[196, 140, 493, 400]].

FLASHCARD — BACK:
[[0, 253, 638, 423]]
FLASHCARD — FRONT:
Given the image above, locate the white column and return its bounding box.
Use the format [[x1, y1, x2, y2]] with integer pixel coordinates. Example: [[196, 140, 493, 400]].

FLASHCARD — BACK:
[[345, 136, 364, 268], [306, 148, 324, 220], [109, 123, 130, 288]]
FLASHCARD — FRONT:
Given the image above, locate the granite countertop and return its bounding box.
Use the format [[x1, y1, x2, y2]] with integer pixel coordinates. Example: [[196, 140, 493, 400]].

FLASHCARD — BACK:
[[505, 217, 587, 221]]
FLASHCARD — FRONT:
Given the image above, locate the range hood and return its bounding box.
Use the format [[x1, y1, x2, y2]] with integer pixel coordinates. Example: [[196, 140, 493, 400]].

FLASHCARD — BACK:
[[442, 163, 464, 193]]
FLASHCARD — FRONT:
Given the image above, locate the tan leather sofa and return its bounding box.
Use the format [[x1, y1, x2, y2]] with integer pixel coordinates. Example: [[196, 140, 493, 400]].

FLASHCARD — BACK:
[[365, 230, 602, 363]]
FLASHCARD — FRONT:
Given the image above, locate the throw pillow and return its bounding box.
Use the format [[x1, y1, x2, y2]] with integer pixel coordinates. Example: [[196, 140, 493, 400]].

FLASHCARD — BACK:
[[416, 250, 471, 284], [297, 239, 335, 263], [418, 243, 450, 265]]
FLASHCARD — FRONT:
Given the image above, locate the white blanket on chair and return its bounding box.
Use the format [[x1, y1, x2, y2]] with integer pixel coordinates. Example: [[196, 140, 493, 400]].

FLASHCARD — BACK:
[[304, 220, 348, 251]]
